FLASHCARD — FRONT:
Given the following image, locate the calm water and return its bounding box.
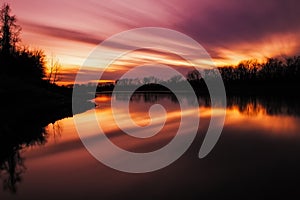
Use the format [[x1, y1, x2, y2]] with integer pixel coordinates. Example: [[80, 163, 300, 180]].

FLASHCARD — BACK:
[[1, 93, 300, 199]]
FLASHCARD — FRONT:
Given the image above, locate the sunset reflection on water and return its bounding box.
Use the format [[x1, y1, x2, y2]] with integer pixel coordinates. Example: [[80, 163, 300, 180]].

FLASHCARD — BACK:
[[38, 93, 300, 153], [2, 93, 300, 200]]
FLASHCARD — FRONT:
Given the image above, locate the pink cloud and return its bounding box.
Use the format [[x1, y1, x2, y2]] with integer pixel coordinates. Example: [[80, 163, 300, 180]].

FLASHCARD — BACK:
[[3, 0, 300, 84]]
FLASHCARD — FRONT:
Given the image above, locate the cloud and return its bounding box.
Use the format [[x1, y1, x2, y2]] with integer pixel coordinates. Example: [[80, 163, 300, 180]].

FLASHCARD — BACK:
[[9, 0, 300, 74], [175, 0, 300, 46], [21, 21, 103, 45]]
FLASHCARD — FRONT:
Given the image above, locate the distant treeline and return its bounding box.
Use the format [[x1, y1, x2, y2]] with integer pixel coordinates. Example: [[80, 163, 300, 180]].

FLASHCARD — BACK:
[[218, 57, 300, 84], [218, 57, 300, 94], [188, 56, 300, 94], [95, 56, 300, 95]]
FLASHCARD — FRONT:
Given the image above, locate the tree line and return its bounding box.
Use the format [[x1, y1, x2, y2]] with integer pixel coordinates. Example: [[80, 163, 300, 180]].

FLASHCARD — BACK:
[[96, 56, 300, 94], [218, 57, 300, 84]]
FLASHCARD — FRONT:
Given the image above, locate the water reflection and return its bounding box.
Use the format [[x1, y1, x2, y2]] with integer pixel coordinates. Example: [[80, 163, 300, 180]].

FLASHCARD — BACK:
[[114, 92, 179, 104], [98, 92, 300, 117], [49, 121, 63, 142], [0, 108, 68, 193], [0, 147, 25, 193], [227, 95, 300, 117], [92, 93, 300, 156], [1, 93, 300, 197], [0, 116, 48, 193]]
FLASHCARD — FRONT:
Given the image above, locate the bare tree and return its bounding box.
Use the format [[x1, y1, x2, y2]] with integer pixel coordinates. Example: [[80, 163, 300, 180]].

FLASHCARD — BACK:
[[47, 55, 61, 84]]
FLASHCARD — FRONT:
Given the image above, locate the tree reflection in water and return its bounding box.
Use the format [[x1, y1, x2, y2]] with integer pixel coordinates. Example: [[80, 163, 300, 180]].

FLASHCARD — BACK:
[[0, 109, 66, 193], [0, 124, 48, 193], [0, 147, 26, 193], [111, 92, 300, 117]]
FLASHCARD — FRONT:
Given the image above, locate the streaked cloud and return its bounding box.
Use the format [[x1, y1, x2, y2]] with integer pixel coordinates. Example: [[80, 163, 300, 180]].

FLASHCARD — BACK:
[[4, 0, 300, 84], [22, 21, 103, 45]]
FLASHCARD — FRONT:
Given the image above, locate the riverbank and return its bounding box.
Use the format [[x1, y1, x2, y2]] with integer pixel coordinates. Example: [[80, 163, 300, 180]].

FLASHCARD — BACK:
[[0, 74, 93, 138]]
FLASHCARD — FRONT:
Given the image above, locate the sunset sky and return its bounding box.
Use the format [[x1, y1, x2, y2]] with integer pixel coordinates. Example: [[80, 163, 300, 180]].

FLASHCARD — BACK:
[[2, 0, 300, 85]]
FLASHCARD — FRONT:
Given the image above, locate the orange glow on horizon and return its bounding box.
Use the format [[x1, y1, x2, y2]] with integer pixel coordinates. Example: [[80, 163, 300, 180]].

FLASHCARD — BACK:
[[212, 33, 299, 66], [51, 33, 300, 85]]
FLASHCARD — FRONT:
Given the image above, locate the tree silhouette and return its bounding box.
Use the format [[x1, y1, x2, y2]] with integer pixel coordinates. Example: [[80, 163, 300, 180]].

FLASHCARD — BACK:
[[47, 55, 62, 84], [186, 69, 201, 82], [0, 3, 21, 55], [0, 3, 45, 84]]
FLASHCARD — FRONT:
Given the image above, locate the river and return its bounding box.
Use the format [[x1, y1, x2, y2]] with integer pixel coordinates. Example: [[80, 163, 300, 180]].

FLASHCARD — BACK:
[[1, 93, 300, 199]]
